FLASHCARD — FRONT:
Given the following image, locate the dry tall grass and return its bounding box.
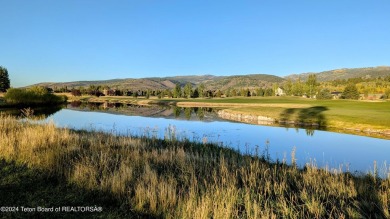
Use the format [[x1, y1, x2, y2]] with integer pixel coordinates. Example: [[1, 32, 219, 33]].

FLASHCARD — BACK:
[[0, 114, 389, 218]]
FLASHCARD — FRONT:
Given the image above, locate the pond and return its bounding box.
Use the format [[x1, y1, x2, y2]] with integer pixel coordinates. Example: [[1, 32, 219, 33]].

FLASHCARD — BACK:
[[2, 102, 389, 177]]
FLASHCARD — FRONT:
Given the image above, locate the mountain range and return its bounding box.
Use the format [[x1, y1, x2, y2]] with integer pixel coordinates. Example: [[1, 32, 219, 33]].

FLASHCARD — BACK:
[[30, 66, 390, 91], [285, 66, 390, 82]]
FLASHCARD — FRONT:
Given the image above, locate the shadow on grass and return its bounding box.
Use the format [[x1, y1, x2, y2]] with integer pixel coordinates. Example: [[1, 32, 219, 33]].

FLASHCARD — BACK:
[[280, 106, 329, 136], [0, 159, 154, 219], [281, 106, 328, 126]]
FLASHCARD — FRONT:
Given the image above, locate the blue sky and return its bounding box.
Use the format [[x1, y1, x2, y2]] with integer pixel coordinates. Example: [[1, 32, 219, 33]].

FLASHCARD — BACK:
[[1, 0, 389, 87]]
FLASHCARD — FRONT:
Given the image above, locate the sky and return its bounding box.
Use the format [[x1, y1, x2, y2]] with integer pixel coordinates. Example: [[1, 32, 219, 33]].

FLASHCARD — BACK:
[[1, 0, 389, 87]]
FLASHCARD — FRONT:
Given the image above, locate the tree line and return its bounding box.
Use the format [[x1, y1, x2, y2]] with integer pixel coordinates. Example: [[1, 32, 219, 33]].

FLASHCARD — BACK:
[[63, 83, 278, 99], [61, 74, 390, 100]]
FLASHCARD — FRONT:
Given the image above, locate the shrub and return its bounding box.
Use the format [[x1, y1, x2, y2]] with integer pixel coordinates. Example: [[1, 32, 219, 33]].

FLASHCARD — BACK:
[[384, 88, 390, 99], [71, 89, 82, 97], [4, 87, 67, 105], [316, 89, 333, 100]]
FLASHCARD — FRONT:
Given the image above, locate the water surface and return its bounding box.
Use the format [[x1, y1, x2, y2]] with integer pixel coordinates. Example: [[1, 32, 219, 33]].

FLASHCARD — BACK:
[[41, 103, 390, 178]]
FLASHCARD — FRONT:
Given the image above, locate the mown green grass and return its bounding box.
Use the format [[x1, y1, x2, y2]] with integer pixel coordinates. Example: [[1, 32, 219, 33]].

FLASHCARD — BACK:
[[237, 101, 389, 128], [0, 115, 389, 218], [154, 97, 390, 132]]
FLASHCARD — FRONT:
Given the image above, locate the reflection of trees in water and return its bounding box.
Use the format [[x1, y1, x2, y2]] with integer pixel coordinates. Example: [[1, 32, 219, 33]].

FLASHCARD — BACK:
[[70, 101, 82, 108], [68, 102, 217, 121], [70, 102, 166, 113], [290, 127, 315, 136], [172, 106, 216, 120], [35, 105, 63, 118], [173, 107, 181, 118], [69, 102, 137, 111], [195, 108, 204, 120], [305, 129, 315, 136], [184, 107, 192, 120], [1, 105, 63, 119]]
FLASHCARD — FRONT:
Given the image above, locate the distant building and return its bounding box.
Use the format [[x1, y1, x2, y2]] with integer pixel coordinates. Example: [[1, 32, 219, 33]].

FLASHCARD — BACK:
[[331, 91, 342, 99], [275, 87, 285, 96]]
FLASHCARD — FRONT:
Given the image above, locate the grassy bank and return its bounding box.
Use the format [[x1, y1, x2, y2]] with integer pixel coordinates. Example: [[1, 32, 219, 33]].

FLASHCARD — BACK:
[[0, 115, 389, 218]]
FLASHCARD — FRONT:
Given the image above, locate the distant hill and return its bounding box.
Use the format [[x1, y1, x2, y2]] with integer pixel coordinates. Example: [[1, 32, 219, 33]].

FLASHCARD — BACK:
[[203, 74, 284, 90], [27, 66, 390, 91], [31, 79, 174, 91], [145, 75, 221, 86], [29, 74, 284, 91], [285, 66, 390, 82]]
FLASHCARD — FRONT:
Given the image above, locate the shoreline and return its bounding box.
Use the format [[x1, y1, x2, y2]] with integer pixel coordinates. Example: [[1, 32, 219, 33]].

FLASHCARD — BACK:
[[216, 109, 390, 139]]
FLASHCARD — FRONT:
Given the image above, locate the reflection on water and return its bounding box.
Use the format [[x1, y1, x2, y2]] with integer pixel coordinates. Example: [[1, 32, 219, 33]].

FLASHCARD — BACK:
[[67, 102, 220, 122], [0, 105, 63, 119], [1, 102, 389, 177], [43, 108, 390, 178], [67, 102, 320, 137]]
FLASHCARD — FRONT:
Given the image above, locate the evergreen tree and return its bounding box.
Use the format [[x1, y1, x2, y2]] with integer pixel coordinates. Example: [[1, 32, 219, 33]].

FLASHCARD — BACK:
[[0, 66, 11, 92], [198, 83, 205, 98], [316, 88, 333, 100], [342, 84, 360, 99], [173, 84, 181, 98], [192, 88, 199, 98], [183, 83, 193, 98]]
